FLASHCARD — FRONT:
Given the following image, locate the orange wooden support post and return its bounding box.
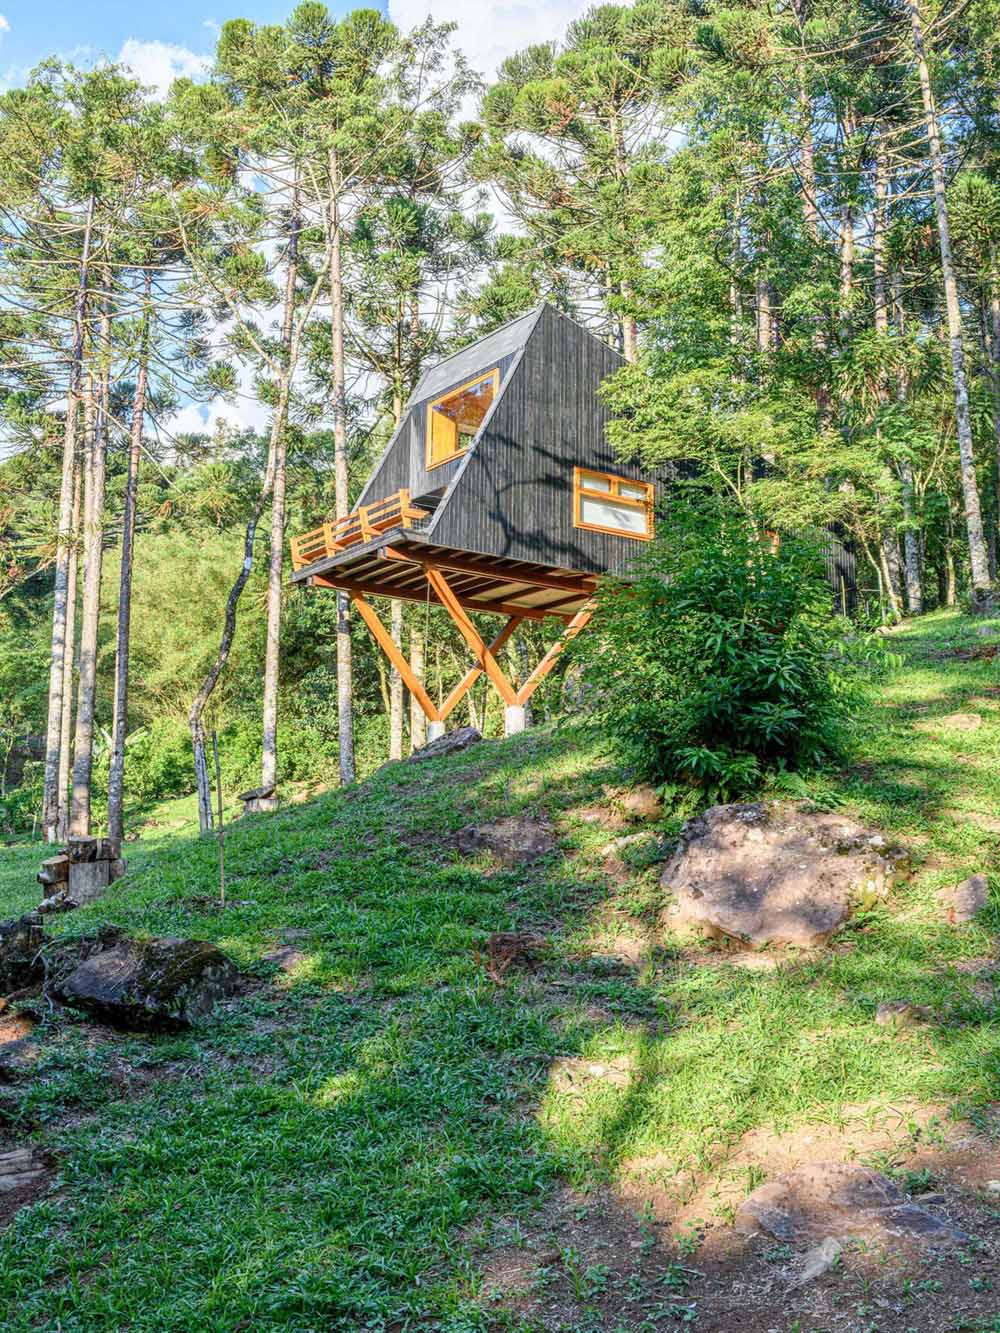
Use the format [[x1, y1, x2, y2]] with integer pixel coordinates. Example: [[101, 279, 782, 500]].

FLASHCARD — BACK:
[[350, 593, 443, 725], [439, 616, 523, 721], [424, 567, 518, 706], [515, 606, 594, 707]]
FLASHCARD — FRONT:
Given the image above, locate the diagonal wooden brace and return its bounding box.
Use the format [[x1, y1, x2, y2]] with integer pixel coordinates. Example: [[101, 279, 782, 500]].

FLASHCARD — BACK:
[[515, 607, 594, 706], [424, 566, 518, 706], [350, 592, 442, 724], [439, 616, 523, 721]]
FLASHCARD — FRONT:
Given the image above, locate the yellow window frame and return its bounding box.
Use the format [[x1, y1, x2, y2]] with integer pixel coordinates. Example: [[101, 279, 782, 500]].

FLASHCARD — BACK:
[[573, 467, 654, 540], [425, 368, 501, 470]]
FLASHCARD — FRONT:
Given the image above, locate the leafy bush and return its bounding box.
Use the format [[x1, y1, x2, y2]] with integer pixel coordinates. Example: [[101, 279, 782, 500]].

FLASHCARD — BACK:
[[572, 496, 885, 798]]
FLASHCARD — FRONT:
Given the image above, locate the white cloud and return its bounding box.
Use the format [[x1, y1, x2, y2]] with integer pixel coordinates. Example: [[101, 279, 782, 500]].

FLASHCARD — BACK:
[[168, 393, 271, 441], [0, 16, 10, 41], [388, 0, 582, 81], [117, 38, 210, 98]]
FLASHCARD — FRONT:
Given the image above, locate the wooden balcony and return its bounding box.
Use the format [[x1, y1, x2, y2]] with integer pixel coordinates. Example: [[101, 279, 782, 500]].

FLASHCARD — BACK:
[[289, 489, 429, 572]]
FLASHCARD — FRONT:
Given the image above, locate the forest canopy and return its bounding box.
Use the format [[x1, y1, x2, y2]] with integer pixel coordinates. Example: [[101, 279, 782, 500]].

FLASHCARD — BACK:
[[2, 0, 999, 840]]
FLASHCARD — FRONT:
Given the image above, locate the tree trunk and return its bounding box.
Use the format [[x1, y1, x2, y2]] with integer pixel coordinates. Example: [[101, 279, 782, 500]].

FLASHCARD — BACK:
[[880, 531, 903, 618], [409, 625, 426, 752], [755, 270, 772, 353], [56, 464, 82, 841], [69, 295, 110, 839], [388, 599, 404, 761], [189, 486, 271, 833], [42, 196, 93, 841], [839, 109, 856, 325], [988, 248, 1000, 577], [907, 0, 993, 608], [107, 268, 152, 842], [329, 153, 355, 784], [890, 270, 923, 613], [791, 0, 819, 240], [261, 191, 301, 795]]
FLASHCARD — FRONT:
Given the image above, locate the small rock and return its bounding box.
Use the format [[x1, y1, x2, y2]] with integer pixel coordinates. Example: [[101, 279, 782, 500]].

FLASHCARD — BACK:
[[481, 931, 547, 979], [0, 1147, 46, 1193], [875, 1001, 932, 1027], [735, 1163, 969, 1249], [984, 1180, 1000, 1195], [262, 946, 307, 973], [550, 1054, 635, 1094], [611, 785, 664, 822], [54, 936, 240, 1030], [790, 1236, 842, 1287], [0, 915, 45, 995], [0, 1040, 41, 1081], [38, 892, 77, 915], [913, 1192, 947, 1205], [408, 726, 481, 761], [457, 816, 557, 865], [942, 874, 990, 924]]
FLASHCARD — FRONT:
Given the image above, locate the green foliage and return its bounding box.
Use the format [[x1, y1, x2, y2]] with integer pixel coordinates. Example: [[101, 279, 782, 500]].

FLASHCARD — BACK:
[[573, 497, 882, 797]]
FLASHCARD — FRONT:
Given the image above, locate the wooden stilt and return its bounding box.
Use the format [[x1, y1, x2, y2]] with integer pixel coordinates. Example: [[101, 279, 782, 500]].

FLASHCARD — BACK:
[[515, 607, 594, 706], [350, 593, 442, 724], [424, 567, 518, 706], [439, 617, 523, 721]]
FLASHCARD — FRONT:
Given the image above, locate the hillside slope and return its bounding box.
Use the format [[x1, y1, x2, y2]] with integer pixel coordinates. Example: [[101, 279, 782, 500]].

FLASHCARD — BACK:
[[0, 610, 999, 1331]]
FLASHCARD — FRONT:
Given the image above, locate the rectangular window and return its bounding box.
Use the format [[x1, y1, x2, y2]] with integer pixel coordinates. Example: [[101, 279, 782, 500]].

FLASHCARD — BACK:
[[426, 369, 500, 469], [573, 468, 654, 540]]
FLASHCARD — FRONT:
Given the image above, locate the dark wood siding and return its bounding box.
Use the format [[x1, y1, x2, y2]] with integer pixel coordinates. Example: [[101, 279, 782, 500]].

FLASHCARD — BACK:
[[430, 306, 658, 574]]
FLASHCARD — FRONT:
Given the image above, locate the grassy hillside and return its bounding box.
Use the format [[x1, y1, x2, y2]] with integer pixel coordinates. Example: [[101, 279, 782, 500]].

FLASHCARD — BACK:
[[0, 610, 999, 1330]]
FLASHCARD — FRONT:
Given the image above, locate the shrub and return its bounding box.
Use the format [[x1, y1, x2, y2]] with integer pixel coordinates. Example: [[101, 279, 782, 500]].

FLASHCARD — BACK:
[[572, 496, 881, 798]]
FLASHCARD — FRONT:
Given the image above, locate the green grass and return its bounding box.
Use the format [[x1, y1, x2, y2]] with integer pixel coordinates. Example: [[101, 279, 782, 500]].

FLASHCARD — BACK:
[[0, 608, 998, 1330]]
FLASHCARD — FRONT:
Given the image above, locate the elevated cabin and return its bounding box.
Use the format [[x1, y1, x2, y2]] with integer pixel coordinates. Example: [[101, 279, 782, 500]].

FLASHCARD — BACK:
[[289, 304, 660, 737]]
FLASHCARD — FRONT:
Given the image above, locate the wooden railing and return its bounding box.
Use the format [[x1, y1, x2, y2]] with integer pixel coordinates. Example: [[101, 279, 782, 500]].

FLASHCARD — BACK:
[[290, 488, 429, 571]]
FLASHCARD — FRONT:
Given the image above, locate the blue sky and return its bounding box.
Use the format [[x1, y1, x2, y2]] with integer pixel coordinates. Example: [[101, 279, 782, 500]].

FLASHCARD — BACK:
[[1, 0, 370, 92], [0, 0, 584, 97]]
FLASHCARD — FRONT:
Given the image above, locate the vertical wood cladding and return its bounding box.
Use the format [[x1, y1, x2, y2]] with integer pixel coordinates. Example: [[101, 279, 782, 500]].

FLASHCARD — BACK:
[[431, 306, 655, 574]]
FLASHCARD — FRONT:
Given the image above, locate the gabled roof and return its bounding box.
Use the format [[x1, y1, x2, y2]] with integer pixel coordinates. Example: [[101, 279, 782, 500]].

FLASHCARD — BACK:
[[408, 305, 544, 406]]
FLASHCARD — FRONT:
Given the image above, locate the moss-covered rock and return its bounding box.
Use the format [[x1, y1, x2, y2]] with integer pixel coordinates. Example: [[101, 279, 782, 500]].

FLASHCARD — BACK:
[[54, 937, 240, 1030]]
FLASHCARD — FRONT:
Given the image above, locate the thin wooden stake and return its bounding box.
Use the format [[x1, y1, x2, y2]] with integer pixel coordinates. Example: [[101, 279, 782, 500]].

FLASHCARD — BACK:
[[211, 730, 225, 909]]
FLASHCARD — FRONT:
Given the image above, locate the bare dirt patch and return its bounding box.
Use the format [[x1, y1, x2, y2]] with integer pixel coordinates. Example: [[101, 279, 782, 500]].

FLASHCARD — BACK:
[[474, 1120, 1000, 1332]]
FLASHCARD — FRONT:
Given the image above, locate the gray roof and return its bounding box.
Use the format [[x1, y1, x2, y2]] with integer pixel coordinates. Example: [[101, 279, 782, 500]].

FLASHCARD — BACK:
[[408, 306, 543, 405]]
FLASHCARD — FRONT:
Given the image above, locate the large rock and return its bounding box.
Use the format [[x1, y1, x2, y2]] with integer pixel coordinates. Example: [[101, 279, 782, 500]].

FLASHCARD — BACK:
[[735, 1163, 969, 1249], [54, 936, 240, 1029], [0, 914, 45, 994], [408, 726, 481, 761], [941, 873, 990, 924], [457, 815, 557, 865], [660, 803, 908, 949]]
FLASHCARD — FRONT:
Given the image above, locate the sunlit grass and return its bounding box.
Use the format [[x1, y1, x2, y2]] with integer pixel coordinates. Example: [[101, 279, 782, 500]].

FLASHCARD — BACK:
[[0, 610, 997, 1327]]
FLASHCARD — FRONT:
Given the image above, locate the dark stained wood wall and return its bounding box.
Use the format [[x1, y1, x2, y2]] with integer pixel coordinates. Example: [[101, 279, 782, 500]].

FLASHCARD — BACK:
[[357, 352, 520, 505], [430, 305, 658, 575]]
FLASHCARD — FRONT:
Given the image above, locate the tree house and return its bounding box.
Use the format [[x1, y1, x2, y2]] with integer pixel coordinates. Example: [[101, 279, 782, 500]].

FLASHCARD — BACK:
[[289, 304, 659, 737]]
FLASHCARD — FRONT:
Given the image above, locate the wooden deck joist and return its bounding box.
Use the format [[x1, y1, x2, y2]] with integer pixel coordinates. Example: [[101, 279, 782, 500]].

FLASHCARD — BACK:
[[291, 529, 597, 731], [291, 529, 597, 619]]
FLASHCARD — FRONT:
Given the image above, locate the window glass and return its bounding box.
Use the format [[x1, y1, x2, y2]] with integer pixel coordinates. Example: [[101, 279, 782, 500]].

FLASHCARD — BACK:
[[580, 471, 612, 493], [574, 468, 653, 540], [619, 481, 649, 500], [580, 496, 648, 533], [428, 372, 497, 466]]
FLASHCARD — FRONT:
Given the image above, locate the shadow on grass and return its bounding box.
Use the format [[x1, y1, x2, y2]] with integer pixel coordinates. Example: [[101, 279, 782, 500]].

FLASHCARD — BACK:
[[0, 663, 999, 1327]]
